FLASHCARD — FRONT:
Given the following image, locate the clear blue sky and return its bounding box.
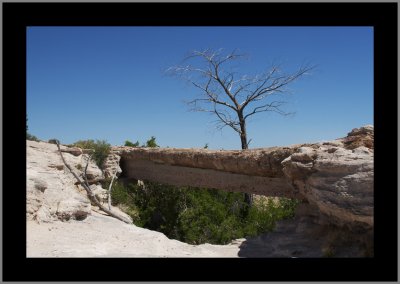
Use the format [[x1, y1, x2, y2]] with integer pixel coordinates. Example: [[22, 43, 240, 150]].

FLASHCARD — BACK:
[[27, 27, 373, 149]]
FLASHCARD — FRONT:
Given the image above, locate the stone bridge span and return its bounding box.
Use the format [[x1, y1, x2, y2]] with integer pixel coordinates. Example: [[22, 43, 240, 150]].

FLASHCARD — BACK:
[[117, 147, 301, 198], [105, 125, 374, 230]]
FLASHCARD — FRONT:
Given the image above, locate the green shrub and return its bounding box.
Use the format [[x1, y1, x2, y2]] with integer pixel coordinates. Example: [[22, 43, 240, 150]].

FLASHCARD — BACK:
[[144, 136, 159, 148], [26, 116, 39, 141], [105, 180, 140, 223], [26, 132, 40, 142], [124, 140, 140, 147], [109, 181, 135, 205], [111, 180, 300, 245], [72, 139, 111, 169], [176, 189, 246, 244], [48, 139, 59, 144]]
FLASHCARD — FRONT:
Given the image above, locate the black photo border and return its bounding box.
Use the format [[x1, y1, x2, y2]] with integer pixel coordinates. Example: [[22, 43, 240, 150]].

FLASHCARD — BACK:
[[2, 2, 398, 282]]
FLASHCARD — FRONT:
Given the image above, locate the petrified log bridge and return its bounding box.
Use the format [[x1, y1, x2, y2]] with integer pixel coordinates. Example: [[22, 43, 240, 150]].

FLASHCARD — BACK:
[[106, 125, 373, 230], [118, 147, 302, 199]]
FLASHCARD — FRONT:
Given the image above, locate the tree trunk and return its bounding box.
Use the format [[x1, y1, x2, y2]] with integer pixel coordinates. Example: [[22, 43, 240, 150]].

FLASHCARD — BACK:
[[240, 134, 248, 150], [238, 115, 253, 207], [238, 114, 248, 150]]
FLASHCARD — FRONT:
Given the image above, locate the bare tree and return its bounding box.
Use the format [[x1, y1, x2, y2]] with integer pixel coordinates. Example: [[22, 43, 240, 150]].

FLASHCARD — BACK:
[[167, 48, 314, 205], [168, 49, 314, 149]]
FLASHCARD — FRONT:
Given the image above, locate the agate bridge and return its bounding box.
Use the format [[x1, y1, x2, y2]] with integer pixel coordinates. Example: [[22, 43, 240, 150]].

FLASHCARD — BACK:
[[105, 125, 374, 230]]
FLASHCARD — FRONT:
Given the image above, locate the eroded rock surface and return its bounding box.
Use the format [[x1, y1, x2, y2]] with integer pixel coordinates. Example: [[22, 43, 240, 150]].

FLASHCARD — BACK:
[[342, 125, 374, 150], [282, 144, 373, 230], [115, 125, 373, 232], [27, 141, 112, 223], [103, 152, 122, 179], [26, 140, 243, 257], [238, 202, 373, 257], [27, 125, 373, 257], [27, 211, 242, 257], [27, 141, 91, 222]]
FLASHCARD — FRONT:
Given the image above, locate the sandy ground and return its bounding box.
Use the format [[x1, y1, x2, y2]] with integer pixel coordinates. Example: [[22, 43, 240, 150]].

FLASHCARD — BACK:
[[27, 210, 243, 257]]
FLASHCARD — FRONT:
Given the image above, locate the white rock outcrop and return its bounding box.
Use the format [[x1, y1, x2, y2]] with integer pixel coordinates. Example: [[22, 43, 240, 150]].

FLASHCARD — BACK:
[[28, 141, 88, 222], [116, 125, 374, 231], [102, 152, 122, 178], [26, 140, 243, 257], [27, 141, 108, 222], [26, 125, 374, 257], [282, 143, 373, 230]]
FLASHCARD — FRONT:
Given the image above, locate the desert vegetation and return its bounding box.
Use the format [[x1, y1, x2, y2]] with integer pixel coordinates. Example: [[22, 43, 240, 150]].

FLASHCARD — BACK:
[[71, 139, 111, 169], [26, 116, 40, 142], [69, 135, 300, 245], [125, 136, 160, 148], [105, 179, 299, 245]]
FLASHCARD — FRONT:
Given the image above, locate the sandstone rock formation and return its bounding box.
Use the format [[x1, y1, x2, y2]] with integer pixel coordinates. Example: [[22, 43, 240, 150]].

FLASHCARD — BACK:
[[103, 152, 122, 178], [26, 140, 243, 257], [27, 125, 373, 257], [114, 125, 373, 233], [115, 147, 300, 198], [27, 210, 242, 257], [342, 125, 374, 150], [282, 144, 373, 230], [26, 140, 125, 223], [28, 141, 90, 222], [238, 202, 373, 257]]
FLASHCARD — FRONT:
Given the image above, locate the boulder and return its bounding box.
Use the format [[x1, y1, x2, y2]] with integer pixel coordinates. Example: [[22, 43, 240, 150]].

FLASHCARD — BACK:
[[56, 195, 91, 221]]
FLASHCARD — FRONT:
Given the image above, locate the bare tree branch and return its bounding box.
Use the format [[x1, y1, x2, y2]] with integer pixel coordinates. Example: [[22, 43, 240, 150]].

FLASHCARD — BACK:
[[83, 151, 94, 188], [108, 171, 117, 210], [55, 141, 132, 224], [168, 49, 315, 206], [167, 48, 315, 152], [212, 105, 241, 133], [244, 101, 290, 120], [189, 77, 238, 111]]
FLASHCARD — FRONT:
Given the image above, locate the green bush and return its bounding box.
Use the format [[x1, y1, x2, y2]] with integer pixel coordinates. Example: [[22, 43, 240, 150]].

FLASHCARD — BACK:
[[125, 140, 140, 147], [72, 139, 111, 169], [26, 116, 39, 141], [48, 139, 59, 144], [26, 132, 40, 142], [108, 180, 135, 205], [110, 180, 300, 245], [176, 189, 247, 244], [105, 180, 140, 223], [144, 136, 159, 148]]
